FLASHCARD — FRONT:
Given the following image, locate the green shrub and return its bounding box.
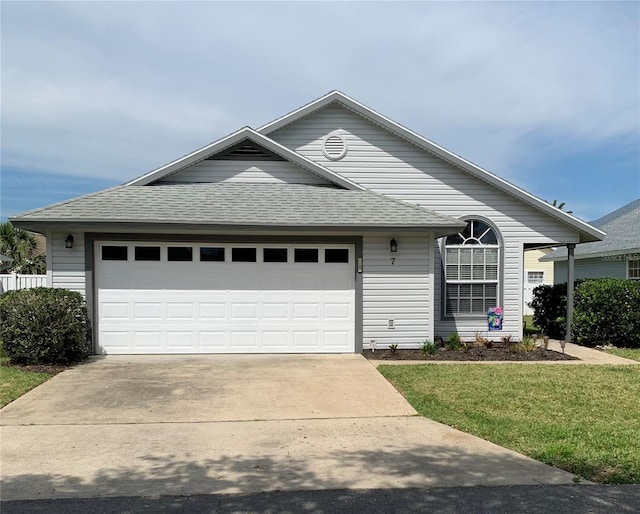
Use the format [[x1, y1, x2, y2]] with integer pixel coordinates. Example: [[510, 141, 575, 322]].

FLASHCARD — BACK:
[[572, 278, 640, 348], [420, 340, 437, 355], [445, 332, 462, 350], [0, 288, 92, 364], [530, 283, 570, 338]]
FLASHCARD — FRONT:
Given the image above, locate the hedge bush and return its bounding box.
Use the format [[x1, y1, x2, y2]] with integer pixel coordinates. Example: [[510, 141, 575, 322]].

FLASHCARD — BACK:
[[530, 283, 570, 339], [573, 278, 640, 348], [0, 287, 91, 364]]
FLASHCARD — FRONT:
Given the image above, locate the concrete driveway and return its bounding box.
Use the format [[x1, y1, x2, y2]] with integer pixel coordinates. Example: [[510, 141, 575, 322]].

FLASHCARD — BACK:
[[1, 354, 580, 501]]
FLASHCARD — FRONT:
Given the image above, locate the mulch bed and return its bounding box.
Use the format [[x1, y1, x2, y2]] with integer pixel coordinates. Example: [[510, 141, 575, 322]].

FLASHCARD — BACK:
[[363, 346, 579, 361], [4, 362, 76, 375]]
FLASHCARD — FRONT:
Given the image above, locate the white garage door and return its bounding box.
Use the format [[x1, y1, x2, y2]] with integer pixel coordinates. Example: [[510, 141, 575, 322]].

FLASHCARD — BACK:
[[95, 242, 355, 354]]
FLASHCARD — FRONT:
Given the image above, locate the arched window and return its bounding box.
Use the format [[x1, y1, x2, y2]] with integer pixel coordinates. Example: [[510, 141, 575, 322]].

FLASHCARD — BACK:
[[444, 219, 500, 316]]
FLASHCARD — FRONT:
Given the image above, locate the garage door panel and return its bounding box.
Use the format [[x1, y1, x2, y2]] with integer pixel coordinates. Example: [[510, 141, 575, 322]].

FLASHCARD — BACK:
[[200, 303, 226, 319], [293, 331, 319, 348], [261, 331, 289, 348], [325, 303, 351, 319], [134, 332, 163, 349], [231, 331, 259, 348], [167, 332, 194, 349], [199, 331, 226, 349], [324, 331, 352, 348], [166, 303, 195, 319], [231, 303, 259, 319], [293, 303, 320, 319], [262, 303, 289, 319], [96, 242, 355, 354]]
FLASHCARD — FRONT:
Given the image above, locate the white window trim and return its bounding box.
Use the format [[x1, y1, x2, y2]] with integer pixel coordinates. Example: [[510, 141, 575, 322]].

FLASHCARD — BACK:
[[443, 219, 502, 318]]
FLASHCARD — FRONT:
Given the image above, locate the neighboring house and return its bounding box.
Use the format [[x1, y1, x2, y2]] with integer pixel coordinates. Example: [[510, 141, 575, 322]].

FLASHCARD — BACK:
[[523, 248, 555, 315], [542, 199, 640, 282], [10, 91, 603, 355]]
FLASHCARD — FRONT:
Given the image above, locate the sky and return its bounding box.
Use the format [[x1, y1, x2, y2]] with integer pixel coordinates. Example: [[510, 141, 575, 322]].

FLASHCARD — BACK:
[[1, 1, 639, 223]]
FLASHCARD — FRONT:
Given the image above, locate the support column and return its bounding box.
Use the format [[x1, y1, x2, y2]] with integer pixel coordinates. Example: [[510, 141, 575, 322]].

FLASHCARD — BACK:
[[565, 243, 576, 343]]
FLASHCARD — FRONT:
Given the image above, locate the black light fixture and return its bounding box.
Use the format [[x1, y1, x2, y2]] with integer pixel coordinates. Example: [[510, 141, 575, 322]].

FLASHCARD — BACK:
[[65, 234, 75, 249], [390, 238, 398, 253]]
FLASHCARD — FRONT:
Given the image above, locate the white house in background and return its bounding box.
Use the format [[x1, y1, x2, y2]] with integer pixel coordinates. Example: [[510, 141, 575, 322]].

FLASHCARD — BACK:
[[542, 199, 640, 282], [10, 91, 603, 355], [523, 248, 555, 315]]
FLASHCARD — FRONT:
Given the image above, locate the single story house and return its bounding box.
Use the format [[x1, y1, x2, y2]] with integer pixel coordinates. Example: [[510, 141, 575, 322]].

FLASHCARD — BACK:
[[10, 91, 604, 354], [541, 199, 640, 282]]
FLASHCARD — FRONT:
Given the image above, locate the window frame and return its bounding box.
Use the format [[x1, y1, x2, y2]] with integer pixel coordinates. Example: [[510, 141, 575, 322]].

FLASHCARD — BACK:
[[442, 218, 502, 318], [629, 259, 640, 280]]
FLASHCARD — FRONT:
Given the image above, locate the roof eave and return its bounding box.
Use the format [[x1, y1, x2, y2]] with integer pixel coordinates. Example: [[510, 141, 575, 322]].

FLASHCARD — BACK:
[[11, 219, 465, 235]]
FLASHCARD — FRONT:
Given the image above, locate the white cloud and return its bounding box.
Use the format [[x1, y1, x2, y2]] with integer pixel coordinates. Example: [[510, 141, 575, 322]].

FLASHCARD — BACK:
[[1, 0, 638, 194]]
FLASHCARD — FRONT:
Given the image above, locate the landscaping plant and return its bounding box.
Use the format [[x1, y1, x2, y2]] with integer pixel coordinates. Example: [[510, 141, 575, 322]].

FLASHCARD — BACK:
[[0, 287, 92, 364], [572, 278, 640, 348], [420, 340, 437, 355], [445, 332, 462, 350]]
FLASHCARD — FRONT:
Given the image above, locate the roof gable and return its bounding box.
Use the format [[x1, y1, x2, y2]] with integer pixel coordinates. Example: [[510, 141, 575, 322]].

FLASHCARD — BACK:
[[258, 91, 604, 244], [127, 127, 364, 191]]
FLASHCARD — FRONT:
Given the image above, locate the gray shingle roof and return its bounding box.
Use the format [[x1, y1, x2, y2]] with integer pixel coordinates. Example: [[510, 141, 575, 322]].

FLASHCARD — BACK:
[[11, 183, 466, 232], [542, 199, 640, 261]]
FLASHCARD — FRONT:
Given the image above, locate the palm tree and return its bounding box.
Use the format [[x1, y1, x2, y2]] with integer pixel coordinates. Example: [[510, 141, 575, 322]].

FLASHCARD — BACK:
[[549, 199, 573, 214], [0, 222, 46, 274]]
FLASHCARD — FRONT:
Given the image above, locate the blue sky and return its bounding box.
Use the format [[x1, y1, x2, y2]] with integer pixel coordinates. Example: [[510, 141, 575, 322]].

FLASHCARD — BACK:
[[1, 1, 639, 222]]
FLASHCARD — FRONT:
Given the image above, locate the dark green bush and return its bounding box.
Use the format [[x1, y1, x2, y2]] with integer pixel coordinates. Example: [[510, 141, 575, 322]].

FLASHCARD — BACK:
[[572, 278, 640, 348], [530, 283, 570, 338], [0, 287, 92, 364]]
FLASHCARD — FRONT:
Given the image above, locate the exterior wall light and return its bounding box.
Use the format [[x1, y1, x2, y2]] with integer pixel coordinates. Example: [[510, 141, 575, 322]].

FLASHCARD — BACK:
[[65, 234, 75, 249], [390, 238, 398, 253]]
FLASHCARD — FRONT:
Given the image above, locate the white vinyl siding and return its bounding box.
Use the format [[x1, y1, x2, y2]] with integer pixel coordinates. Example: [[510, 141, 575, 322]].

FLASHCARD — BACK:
[[362, 233, 432, 349], [50, 231, 86, 297], [270, 104, 582, 340], [157, 159, 331, 185]]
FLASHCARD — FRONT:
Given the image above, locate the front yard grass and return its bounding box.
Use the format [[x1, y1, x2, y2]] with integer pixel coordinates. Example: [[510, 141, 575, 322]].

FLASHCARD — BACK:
[[605, 348, 640, 362], [378, 364, 640, 484], [0, 355, 53, 408]]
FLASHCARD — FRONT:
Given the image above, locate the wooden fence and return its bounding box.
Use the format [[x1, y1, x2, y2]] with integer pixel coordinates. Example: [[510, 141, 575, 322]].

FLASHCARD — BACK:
[[0, 274, 47, 293]]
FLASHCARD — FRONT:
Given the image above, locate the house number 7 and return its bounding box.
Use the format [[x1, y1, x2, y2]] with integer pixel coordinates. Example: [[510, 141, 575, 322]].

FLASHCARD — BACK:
[[391, 257, 396, 265]]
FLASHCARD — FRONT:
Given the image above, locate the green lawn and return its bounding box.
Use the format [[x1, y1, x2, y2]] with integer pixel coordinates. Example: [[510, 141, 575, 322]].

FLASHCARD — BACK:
[[0, 356, 53, 408], [378, 364, 640, 484], [522, 315, 541, 336], [605, 348, 640, 362]]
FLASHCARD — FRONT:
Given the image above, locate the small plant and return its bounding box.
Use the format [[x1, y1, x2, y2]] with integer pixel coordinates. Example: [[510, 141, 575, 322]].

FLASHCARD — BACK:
[[420, 340, 437, 355], [474, 331, 491, 348], [445, 332, 462, 350], [388, 343, 399, 354], [519, 335, 536, 353], [501, 334, 515, 352]]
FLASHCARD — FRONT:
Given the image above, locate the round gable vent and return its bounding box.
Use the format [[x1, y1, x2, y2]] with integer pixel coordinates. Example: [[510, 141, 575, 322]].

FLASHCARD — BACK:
[[322, 132, 348, 161]]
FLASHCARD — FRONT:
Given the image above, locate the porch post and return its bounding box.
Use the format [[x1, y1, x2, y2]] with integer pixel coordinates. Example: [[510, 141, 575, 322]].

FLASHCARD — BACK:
[[565, 243, 576, 343]]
